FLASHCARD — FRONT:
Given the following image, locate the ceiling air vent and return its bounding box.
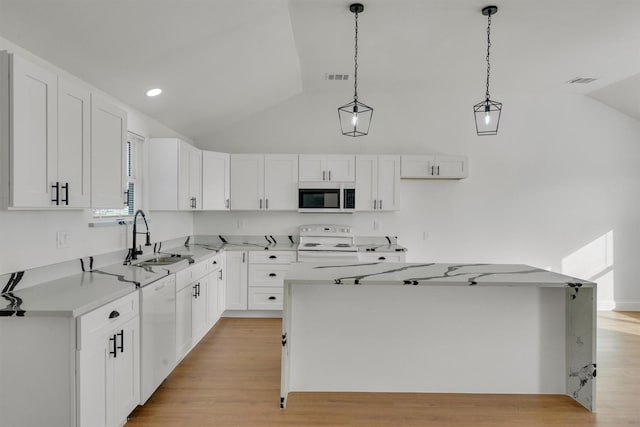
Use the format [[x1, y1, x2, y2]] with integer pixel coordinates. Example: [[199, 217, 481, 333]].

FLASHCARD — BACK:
[[325, 73, 350, 81], [568, 77, 597, 84]]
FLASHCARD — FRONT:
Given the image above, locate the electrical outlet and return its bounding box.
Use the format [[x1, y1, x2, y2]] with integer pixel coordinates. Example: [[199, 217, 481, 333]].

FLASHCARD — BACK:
[[373, 220, 379, 231], [56, 231, 70, 248], [422, 231, 429, 241], [237, 218, 245, 229]]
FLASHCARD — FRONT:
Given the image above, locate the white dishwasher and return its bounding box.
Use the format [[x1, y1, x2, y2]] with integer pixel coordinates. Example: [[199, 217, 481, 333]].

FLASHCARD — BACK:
[[140, 274, 176, 404]]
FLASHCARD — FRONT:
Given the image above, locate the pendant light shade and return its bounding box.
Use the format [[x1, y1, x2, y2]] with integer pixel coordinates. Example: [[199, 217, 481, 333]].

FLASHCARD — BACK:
[[474, 5, 502, 136], [338, 3, 373, 137]]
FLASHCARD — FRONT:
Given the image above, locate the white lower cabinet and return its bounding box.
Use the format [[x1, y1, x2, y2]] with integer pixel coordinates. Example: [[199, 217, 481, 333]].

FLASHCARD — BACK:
[[246, 251, 295, 310], [206, 254, 224, 328], [225, 251, 248, 310], [175, 259, 210, 362], [77, 292, 140, 427], [358, 252, 406, 263]]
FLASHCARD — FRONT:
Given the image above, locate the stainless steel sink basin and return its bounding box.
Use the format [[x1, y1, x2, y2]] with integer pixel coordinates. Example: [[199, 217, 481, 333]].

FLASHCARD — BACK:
[[134, 256, 183, 267]]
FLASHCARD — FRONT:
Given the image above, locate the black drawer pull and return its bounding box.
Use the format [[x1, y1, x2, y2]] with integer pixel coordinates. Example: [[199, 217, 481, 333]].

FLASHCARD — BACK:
[[116, 330, 124, 353], [268, 296, 277, 300], [212, 260, 217, 264], [109, 310, 120, 319], [269, 273, 277, 277], [378, 256, 386, 260], [269, 255, 277, 259], [109, 335, 117, 358]]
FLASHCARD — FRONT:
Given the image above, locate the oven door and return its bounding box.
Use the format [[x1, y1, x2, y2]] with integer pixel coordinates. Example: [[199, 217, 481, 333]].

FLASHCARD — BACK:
[[297, 251, 359, 263]]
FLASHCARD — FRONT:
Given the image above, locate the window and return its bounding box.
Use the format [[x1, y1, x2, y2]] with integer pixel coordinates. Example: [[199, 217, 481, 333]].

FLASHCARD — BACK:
[[93, 132, 143, 218]]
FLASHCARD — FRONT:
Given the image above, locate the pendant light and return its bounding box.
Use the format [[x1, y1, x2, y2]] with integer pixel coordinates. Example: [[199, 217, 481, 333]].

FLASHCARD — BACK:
[[338, 3, 373, 137], [473, 5, 502, 136]]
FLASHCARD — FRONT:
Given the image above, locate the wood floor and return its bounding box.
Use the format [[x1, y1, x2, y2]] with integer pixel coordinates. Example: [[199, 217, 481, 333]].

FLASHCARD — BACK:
[[127, 311, 640, 427]]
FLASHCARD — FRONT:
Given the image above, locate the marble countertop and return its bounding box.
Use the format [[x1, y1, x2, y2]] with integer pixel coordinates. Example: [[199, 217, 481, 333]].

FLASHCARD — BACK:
[[284, 262, 595, 288]]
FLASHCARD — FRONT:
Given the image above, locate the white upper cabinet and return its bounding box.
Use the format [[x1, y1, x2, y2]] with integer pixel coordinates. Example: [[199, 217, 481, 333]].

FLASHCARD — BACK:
[[148, 138, 202, 211], [0, 52, 91, 208], [298, 155, 355, 182], [400, 155, 468, 179], [178, 142, 202, 210], [356, 155, 400, 211], [91, 94, 127, 209], [202, 151, 230, 210], [264, 155, 298, 210], [58, 78, 91, 208], [230, 154, 298, 211]]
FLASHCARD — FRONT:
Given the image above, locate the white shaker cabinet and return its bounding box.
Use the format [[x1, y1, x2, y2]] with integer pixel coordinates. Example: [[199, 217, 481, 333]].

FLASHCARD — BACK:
[[91, 94, 127, 208], [0, 52, 91, 208], [206, 254, 224, 328], [299, 154, 355, 182], [77, 292, 140, 427], [229, 154, 298, 211], [400, 155, 468, 179], [202, 151, 230, 210], [148, 138, 202, 211], [175, 259, 210, 361], [225, 251, 248, 310], [355, 155, 400, 211]]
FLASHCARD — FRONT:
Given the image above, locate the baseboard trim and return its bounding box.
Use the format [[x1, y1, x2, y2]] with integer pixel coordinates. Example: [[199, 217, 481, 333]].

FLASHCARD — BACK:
[[613, 301, 640, 312], [222, 310, 283, 318]]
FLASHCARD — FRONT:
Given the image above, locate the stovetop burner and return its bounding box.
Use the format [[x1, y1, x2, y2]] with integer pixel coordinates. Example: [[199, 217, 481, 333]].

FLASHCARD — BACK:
[[304, 243, 320, 247], [335, 243, 351, 248]]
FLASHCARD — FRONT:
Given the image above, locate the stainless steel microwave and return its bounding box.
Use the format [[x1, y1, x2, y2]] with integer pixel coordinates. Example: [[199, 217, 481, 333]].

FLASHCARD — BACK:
[[298, 183, 355, 213]]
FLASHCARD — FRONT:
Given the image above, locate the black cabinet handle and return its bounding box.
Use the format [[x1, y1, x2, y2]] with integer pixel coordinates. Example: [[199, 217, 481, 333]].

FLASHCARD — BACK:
[[269, 273, 277, 277], [197, 283, 200, 297], [109, 335, 117, 358], [269, 255, 277, 259], [116, 329, 124, 353], [212, 260, 217, 265], [268, 296, 277, 300], [61, 182, 69, 205], [51, 182, 60, 205], [109, 310, 120, 319], [123, 190, 129, 207], [193, 283, 198, 298], [378, 256, 386, 261]]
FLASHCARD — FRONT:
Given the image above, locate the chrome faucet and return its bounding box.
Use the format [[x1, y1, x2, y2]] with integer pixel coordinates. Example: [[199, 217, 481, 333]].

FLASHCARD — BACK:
[[126, 209, 151, 264]]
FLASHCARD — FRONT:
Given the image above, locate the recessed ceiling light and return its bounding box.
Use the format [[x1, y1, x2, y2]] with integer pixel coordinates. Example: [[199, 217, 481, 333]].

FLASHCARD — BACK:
[[146, 88, 162, 97]]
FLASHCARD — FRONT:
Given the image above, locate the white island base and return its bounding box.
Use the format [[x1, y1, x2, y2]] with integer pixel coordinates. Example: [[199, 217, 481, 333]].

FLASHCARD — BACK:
[[280, 263, 596, 411]]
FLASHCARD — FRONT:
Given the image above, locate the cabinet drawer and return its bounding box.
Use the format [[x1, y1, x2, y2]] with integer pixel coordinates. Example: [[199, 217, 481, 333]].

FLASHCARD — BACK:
[[249, 251, 296, 264], [248, 287, 283, 310], [248, 264, 290, 287], [77, 291, 139, 348], [358, 253, 406, 263], [176, 260, 209, 290]]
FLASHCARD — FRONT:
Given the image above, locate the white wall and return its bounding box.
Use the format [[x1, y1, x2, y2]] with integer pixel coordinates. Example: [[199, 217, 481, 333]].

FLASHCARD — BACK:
[[0, 37, 193, 275], [194, 85, 640, 311]]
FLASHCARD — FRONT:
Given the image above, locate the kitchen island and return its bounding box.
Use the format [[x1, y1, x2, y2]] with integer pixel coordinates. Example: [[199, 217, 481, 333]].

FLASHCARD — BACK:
[[280, 263, 596, 411]]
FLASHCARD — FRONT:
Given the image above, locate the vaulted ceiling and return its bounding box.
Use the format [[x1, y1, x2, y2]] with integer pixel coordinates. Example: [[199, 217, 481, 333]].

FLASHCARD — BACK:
[[1, 0, 639, 143]]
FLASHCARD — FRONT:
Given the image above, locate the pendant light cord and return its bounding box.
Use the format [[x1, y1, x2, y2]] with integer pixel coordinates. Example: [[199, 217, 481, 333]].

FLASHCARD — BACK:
[[353, 9, 359, 101], [485, 13, 492, 101]]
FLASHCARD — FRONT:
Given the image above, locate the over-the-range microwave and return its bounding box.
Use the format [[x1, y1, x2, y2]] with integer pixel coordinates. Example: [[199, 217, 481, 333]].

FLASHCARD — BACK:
[[298, 183, 355, 213]]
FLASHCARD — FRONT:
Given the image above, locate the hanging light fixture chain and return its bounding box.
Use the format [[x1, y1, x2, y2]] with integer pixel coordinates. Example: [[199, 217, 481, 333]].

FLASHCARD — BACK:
[[353, 9, 359, 101], [485, 13, 492, 100]]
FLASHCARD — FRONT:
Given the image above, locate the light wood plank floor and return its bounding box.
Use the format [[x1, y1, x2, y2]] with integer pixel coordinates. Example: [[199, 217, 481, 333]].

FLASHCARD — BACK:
[[128, 311, 640, 426]]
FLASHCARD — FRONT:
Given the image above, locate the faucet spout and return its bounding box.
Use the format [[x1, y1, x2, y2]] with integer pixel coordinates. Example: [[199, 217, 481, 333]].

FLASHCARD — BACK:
[[130, 209, 151, 262]]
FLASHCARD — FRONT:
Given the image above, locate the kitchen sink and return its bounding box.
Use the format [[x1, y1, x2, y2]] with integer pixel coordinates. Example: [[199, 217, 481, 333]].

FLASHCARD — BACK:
[[134, 256, 184, 267]]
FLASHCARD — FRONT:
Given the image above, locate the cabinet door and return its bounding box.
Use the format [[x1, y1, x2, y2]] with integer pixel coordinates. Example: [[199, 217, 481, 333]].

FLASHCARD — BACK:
[[435, 155, 468, 179], [225, 251, 248, 310], [58, 78, 91, 208], [175, 285, 192, 361], [355, 155, 377, 211], [202, 151, 230, 210], [110, 317, 140, 427], [230, 154, 264, 210], [264, 154, 298, 210], [377, 155, 400, 211], [91, 94, 126, 208], [189, 147, 202, 210], [191, 280, 207, 344], [77, 336, 108, 427], [327, 155, 355, 182], [178, 142, 191, 210], [148, 138, 180, 210], [298, 155, 326, 182], [10, 54, 58, 208], [205, 270, 220, 328], [400, 155, 436, 178]]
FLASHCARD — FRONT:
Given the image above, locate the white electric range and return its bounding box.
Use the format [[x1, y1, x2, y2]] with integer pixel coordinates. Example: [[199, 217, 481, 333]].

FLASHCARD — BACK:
[[297, 224, 359, 262]]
